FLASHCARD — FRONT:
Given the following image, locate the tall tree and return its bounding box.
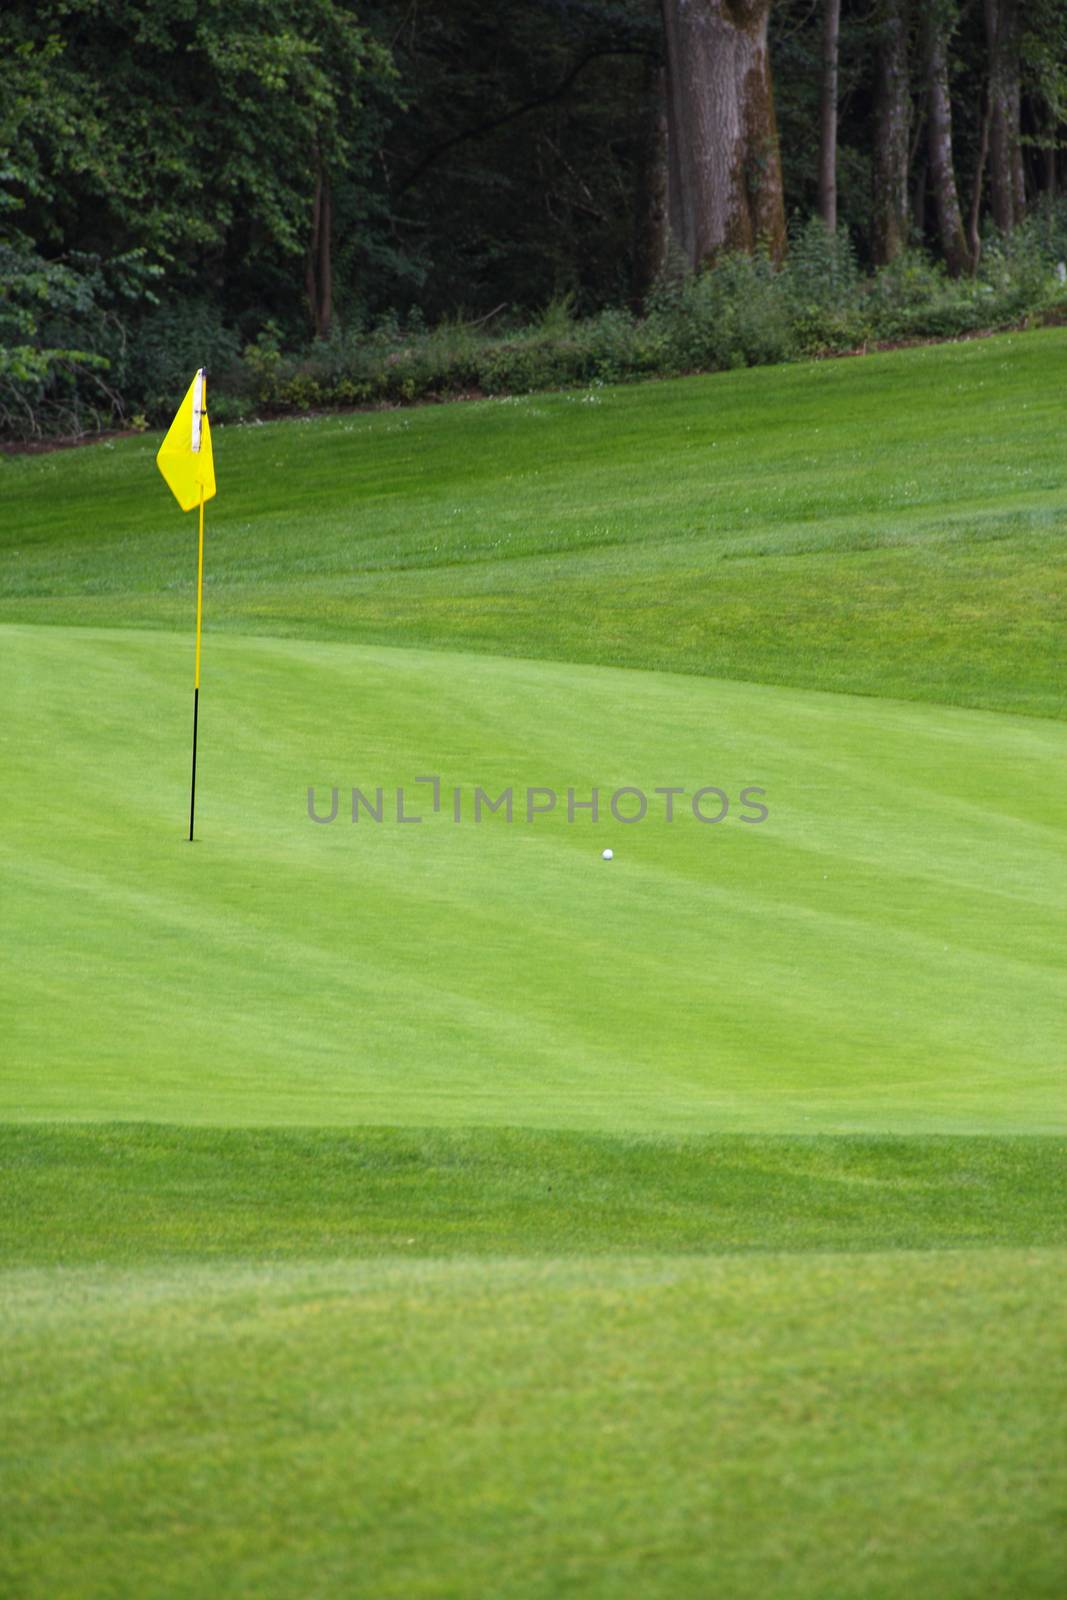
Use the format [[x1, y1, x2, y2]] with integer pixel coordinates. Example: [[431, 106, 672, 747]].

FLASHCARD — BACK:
[[924, 1, 973, 275], [871, 0, 911, 262], [966, 78, 992, 268], [659, 0, 786, 268], [818, 0, 841, 230], [305, 153, 333, 338], [985, 0, 1026, 228]]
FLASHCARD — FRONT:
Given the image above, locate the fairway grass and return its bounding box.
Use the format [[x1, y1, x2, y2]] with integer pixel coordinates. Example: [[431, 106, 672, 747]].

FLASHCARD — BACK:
[[2, 1129, 1065, 1598], [3, 1248, 1064, 1600], [2, 332, 1066, 1597], [3, 329, 1066, 717]]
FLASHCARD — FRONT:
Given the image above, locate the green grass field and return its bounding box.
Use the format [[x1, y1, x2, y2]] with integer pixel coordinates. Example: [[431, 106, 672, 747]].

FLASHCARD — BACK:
[[2, 330, 1065, 1597]]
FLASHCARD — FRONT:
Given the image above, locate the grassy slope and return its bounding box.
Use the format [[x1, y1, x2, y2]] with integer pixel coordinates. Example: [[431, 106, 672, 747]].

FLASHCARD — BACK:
[[3, 329, 1066, 716], [2, 333, 1066, 1598]]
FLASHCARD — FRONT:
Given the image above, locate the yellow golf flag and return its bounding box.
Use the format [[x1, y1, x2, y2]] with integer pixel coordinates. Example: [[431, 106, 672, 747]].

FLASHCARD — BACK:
[[156, 368, 216, 511], [156, 369, 216, 840]]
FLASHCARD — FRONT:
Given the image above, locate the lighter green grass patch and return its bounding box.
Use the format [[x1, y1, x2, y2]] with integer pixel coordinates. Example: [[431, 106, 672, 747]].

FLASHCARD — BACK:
[[4, 627, 1064, 1130]]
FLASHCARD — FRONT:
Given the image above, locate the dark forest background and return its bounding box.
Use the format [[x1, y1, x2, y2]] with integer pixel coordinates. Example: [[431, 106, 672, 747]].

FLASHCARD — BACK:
[[3, 0, 1066, 437]]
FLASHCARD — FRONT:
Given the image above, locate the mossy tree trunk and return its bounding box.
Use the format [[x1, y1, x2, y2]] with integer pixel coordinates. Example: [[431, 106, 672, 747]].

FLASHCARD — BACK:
[[659, 0, 786, 269]]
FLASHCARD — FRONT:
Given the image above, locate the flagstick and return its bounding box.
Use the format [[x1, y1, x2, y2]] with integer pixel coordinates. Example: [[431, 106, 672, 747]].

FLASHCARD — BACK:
[[188, 485, 205, 841]]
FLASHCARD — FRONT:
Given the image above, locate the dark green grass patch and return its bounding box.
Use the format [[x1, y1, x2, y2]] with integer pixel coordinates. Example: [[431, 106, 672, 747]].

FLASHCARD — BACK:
[[2, 1126, 1063, 1266], [2, 1246, 1065, 1600]]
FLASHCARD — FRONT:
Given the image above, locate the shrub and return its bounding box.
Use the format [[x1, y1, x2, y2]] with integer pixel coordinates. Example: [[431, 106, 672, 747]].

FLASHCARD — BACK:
[[784, 216, 863, 314], [645, 253, 795, 372], [5, 213, 1067, 441], [118, 298, 241, 422]]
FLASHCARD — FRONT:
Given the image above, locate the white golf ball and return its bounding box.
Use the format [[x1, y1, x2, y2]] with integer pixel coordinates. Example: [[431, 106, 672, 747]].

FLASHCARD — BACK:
[[602, 848, 613, 860]]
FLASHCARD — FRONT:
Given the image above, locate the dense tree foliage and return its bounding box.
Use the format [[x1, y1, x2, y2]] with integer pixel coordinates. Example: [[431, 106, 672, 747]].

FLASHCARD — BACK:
[[2, 0, 1066, 434]]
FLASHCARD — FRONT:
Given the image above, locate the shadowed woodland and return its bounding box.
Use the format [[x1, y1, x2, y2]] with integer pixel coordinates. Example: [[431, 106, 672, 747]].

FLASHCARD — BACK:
[[2, 0, 1066, 435]]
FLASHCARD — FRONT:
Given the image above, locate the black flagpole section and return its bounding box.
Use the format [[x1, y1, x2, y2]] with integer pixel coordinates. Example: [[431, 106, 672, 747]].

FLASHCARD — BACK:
[[188, 686, 200, 842]]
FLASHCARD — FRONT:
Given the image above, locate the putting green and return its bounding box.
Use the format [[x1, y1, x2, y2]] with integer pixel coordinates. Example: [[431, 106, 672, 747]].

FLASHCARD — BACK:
[[5, 623, 1063, 1131]]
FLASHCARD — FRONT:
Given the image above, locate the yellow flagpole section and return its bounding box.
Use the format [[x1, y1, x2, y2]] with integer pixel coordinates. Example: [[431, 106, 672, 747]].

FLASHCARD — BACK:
[[194, 486, 205, 688]]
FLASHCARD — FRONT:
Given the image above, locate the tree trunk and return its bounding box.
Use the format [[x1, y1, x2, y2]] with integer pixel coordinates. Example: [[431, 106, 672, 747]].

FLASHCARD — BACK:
[[912, 158, 926, 240], [306, 152, 334, 339], [664, 43, 686, 258], [818, 0, 841, 231], [632, 65, 671, 304], [306, 161, 323, 334], [318, 170, 333, 338], [1009, 80, 1026, 219], [924, 4, 973, 276], [871, 0, 910, 264], [659, 0, 786, 269], [985, 0, 1025, 230], [967, 86, 991, 272], [1037, 95, 1058, 198]]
